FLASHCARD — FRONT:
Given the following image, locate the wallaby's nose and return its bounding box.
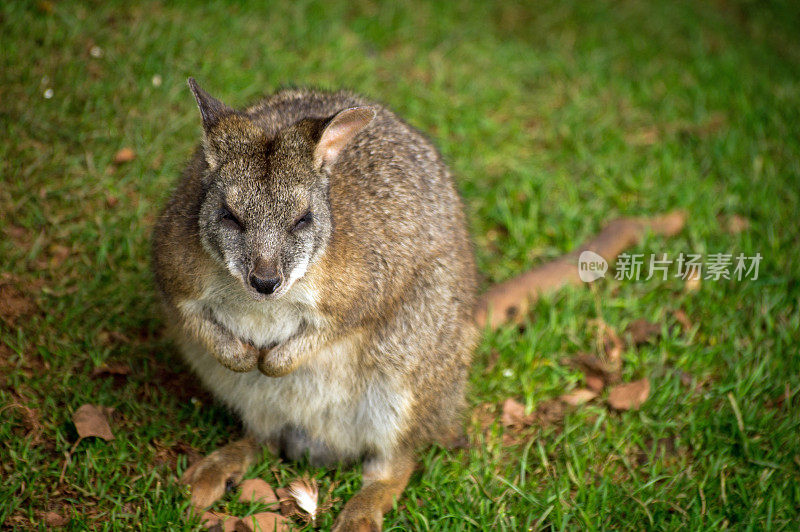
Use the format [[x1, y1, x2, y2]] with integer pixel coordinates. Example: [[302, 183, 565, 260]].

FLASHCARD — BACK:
[[250, 274, 281, 295], [250, 258, 281, 295]]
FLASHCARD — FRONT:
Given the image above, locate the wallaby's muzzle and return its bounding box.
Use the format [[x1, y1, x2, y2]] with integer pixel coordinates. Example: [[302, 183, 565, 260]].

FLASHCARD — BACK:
[[249, 274, 281, 295], [249, 257, 282, 295]]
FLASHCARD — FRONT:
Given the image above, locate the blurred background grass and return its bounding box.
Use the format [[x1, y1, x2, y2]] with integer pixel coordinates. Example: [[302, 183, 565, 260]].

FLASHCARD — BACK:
[[1, 0, 799, 529]]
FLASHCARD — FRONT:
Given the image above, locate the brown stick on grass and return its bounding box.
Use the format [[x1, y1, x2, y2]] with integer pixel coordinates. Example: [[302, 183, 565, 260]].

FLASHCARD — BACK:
[[474, 211, 687, 330]]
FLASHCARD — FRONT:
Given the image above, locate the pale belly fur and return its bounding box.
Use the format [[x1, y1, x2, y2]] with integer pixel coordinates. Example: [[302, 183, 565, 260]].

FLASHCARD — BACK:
[[177, 275, 410, 463]]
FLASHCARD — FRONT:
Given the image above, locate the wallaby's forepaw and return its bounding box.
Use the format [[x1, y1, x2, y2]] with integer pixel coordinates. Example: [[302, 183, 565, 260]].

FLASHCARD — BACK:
[[331, 497, 383, 532], [213, 338, 259, 373], [180, 438, 258, 509], [257, 341, 300, 377]]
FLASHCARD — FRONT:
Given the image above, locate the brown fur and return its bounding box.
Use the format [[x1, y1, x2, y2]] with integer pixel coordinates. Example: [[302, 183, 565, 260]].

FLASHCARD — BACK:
[[152, 80, 477, 530]]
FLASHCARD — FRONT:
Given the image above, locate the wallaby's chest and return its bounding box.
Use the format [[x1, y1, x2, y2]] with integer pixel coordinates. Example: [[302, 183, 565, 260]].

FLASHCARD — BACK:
[[179, 276, 408, 460], [181, 325, 408, 462], [198, 278, 317, 348]]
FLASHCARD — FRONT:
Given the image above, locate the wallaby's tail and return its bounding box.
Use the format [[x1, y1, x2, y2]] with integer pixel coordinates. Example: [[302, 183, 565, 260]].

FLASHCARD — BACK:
[[475, 211, 687, 330]]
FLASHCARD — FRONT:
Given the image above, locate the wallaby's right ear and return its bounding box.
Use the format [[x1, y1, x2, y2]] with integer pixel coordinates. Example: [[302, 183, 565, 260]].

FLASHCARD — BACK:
[[188, 78, 234, 168], [187, 77, 232, 132]]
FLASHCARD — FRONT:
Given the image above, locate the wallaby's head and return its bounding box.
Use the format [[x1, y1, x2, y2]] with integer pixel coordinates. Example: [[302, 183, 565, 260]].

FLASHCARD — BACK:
[[187, 78, 375, 300]]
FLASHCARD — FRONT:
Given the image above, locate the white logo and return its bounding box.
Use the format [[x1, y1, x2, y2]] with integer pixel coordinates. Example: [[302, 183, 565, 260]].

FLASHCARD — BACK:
[[578, 250, 608, 283]]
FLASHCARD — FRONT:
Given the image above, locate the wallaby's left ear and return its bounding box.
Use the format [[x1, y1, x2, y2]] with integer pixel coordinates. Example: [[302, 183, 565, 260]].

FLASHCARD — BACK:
[[314, 107, 376, 169], [187, 77, 232, 131]]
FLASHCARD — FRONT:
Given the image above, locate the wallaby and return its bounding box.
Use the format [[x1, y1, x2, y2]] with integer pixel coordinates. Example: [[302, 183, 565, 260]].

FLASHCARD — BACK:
[[152, 79, 478, 530]]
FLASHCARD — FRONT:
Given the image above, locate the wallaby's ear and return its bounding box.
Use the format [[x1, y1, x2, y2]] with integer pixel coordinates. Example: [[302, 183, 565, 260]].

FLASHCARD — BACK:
[[187, 77, 232, 131], [188, 77, 235, 168], [314, 107, 376, 169]]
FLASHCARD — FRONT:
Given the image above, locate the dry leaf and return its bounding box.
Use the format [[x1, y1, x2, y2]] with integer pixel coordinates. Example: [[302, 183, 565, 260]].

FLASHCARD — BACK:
[[598, 321, 624, 364], [625, 319, 661, 346], [234, 512, 289, 532], [113, 147, 136, 164], [500, 398, 537, 447], [585, 374, 605, 392], [608, 379, 651, 410], [275, 487, 297, 517], [60, 405, 115, 484], [718, 214, 749, 234], [42, 511, 69, 527], [672, 309, 693, 332], [500, 398, 533, 429], [238, 478, 277, 505], [564, 352, 621, 389], [501, 398, 566, 445], [72, 404, 114, 441], [201, 511, 236, 532], [559, 388, 598, 406], [90, 363, 132, 378]]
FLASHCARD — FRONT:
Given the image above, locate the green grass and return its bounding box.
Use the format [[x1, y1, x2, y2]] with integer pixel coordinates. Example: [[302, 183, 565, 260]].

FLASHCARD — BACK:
[[2, 0, 799, 529]]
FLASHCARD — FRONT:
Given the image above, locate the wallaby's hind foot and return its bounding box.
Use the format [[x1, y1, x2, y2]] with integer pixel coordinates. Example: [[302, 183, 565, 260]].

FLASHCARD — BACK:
[[181, 436, 261, 509], [332, 452, 415, 532]]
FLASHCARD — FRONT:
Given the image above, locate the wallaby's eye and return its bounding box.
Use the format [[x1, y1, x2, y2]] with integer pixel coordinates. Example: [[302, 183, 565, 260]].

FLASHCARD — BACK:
[[292, 210, 313, 232], [218, 205, 243, 230]]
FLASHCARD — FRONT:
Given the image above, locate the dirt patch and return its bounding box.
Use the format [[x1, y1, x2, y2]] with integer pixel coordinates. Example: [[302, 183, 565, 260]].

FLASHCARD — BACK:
[[470, 397, 567, 448], [3, 225, 32, 249], [625, 319, 662, 346], [1, 396, 43, 444], [41, 511, 70, 527], [153, 439, 204, 470], [0, 277, 38, 326], [146, 357, 212, 405]]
